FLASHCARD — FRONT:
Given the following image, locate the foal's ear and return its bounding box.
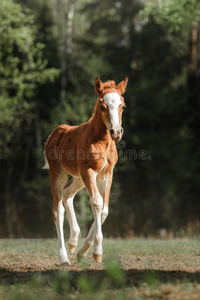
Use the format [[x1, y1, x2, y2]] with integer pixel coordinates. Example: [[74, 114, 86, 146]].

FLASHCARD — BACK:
[[95, 77, 104, 94], [116, 77, 128, 95]]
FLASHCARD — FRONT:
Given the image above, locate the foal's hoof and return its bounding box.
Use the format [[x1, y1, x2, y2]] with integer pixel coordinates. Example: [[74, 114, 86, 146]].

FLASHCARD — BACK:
[[68, 243, 76, 253], [77, 251, 87, 262], [60, 260, 71, 266], [77, 253, 84, 262], [93, 254, 102, 263], [77, 253, 83, 262], [59, 255, 71, 266]]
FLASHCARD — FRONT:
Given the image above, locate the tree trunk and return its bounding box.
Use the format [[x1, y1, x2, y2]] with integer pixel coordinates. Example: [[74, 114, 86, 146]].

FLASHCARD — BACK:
[[57, 0, 75, 106], [188, 21, 199, 76], [187, 21, 200, 144], [5, 162, 14, 238]]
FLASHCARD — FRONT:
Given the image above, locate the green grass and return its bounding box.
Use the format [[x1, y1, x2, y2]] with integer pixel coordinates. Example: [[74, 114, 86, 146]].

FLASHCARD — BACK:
[[0, 238, 200, 299]]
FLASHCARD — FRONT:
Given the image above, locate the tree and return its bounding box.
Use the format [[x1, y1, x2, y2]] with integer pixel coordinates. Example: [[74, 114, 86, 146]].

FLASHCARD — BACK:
[[132, 0, 200, 232], [140, 0, 200, 33], [0, 0, 59, 237]]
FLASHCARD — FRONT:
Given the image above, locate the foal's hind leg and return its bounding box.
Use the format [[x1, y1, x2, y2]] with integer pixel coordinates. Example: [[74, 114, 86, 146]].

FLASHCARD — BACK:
[[50, 167, 69, 265], [63, 178, 84, 253]]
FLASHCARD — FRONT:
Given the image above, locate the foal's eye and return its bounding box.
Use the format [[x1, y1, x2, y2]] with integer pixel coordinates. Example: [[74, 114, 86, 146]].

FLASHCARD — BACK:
[[100, 105, 106, 112]]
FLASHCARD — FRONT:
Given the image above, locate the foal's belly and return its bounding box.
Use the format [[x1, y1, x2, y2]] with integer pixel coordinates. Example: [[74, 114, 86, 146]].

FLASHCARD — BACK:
[[58, 151, 109, 178]]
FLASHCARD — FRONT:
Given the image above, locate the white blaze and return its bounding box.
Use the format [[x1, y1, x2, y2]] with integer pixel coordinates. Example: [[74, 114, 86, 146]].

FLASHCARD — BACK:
[[103, 92, 122, 126]]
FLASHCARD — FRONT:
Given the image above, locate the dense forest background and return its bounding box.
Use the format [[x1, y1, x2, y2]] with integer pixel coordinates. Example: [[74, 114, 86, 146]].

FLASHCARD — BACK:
[[0, 0, 200, 238]]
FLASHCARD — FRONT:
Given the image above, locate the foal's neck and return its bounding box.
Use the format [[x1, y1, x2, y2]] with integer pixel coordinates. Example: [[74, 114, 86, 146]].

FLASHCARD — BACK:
[[90, 101, 111, 142]]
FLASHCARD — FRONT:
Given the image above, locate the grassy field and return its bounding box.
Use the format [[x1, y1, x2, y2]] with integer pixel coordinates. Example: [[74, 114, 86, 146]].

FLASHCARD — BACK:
[[0, 238, 200, 299]]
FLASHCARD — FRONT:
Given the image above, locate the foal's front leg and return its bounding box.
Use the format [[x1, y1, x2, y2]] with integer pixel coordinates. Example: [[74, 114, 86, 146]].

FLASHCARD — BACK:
[[80, 169, 104, 263], [78, 171, 113, 262]]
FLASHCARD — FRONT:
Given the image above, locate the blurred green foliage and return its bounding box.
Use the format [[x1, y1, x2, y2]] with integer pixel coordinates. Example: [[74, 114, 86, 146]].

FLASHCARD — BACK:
[[0, 0, 59, 159], [0, 0, 200, 237], [140, 0, 200, 33]]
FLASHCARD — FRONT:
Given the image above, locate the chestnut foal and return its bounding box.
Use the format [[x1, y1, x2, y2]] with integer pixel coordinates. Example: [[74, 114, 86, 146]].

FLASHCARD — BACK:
[[44, 77, 128, 265]]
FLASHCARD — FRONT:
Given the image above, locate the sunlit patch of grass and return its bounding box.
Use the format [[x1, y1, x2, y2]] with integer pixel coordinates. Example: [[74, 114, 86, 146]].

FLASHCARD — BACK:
[[0, 237, 200, 256], [0, 239, 57, 256]]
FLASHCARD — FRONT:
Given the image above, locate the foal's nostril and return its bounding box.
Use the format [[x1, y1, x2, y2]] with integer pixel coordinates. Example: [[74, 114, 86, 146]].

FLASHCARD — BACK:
[[110, 128, 114, 135], [121, 127, 124, 134]]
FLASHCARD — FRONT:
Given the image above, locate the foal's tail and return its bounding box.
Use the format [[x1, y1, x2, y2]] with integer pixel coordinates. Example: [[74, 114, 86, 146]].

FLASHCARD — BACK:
[[42, 150, 49, 169], [42, 127, 64, 170], [42, 136, 51, 170]]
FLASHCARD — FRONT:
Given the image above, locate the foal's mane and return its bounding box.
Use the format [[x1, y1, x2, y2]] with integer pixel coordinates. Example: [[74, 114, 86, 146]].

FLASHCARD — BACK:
[[101, 80, 116, 90]]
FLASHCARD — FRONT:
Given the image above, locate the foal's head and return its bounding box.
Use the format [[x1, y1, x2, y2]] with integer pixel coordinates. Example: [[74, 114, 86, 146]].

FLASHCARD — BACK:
[[95, 77, 128, 142]]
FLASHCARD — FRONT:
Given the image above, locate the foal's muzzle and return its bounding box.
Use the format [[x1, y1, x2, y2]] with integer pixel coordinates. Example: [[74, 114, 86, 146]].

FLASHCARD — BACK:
[[110, 126, 124, 141]]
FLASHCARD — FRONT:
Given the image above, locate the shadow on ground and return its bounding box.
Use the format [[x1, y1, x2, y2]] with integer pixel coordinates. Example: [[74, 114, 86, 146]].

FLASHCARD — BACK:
[[0, 267, 200, 288]]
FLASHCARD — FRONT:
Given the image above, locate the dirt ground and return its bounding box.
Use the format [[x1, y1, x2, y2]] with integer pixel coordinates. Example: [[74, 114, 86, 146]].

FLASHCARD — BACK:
[[0, 248, 200, 273]]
